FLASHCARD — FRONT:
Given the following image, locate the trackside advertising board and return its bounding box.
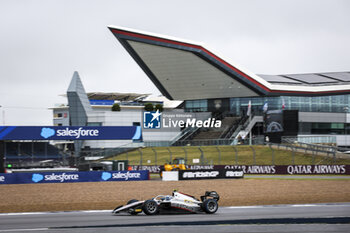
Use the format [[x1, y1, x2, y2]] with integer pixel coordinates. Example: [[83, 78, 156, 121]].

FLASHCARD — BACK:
[[219, 165, 350, 175], [178, 169, 244, 180], [0, 170, 149, 184], [131, 165, 350, 175], [0, 126, 141, 140]]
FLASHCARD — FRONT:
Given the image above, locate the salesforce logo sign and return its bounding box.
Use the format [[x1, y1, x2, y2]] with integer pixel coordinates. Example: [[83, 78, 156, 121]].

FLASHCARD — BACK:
[[32, 173, 44, 183], [101, 171, 141, 181], [40, 128, 55, 139], [112, 171, 141, 181], [143, 110, 161, 129], [40, 127, 100, 139], [56, 127, 99, 139], [32, 173, 79, 183], [101, 172, 112, 181]]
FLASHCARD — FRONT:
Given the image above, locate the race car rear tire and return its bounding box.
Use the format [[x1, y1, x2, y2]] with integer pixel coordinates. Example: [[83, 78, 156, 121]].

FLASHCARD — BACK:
[[127, 199, 140, 215], [202, 199, 218, 214], [142, 200, 159, 215]]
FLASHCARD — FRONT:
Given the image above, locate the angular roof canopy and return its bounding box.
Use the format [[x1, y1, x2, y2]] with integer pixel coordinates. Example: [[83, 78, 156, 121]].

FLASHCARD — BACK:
[[259, 72, 350, 85], [86, 92, 149, 101], [108, 26, 350, 100]]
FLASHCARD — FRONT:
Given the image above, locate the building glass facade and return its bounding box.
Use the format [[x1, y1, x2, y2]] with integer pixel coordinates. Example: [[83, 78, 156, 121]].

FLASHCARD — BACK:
[[230, 95, 350, 116], [299, 122, 350, 135], [185, 99, 208, 112], [185, 94, 350, 115]]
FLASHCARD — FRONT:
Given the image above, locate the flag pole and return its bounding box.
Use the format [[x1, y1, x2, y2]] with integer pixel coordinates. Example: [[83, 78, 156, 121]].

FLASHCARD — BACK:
[[249, 113, 252, 145], [247, 100, 252, 145]]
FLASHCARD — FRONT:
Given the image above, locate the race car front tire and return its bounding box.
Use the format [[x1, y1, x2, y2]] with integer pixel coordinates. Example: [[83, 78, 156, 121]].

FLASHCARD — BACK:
[[142, 200, 159, 215], [202, 199, 218, 214]]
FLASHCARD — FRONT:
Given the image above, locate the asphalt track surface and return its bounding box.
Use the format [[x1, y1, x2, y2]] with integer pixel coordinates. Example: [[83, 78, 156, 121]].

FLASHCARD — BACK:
[[0, 203, 349, 233]]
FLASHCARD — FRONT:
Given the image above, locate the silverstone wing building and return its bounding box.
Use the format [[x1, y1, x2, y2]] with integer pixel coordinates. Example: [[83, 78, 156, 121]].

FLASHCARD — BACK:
[[108, 26, 350, 145]]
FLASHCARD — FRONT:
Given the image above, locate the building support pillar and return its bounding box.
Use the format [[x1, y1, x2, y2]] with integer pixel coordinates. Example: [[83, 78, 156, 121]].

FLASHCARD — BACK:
[[0, 141, 5, 173]]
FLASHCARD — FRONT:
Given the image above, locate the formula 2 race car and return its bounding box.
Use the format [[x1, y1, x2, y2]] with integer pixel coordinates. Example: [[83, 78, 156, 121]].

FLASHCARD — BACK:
[[112, 190, 219, 215]]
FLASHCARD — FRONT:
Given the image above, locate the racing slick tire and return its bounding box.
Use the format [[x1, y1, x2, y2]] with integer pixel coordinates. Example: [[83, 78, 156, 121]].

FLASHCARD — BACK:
[[127, 199, 140, 215], [202, 199, 218, 214], [142, 200, 159, 215]]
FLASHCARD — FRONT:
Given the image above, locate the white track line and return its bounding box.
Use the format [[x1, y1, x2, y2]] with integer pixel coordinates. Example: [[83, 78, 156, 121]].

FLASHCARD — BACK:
[[228, 203, 349, 209], [228, 206, 264, 209], [0, 210, 111, 216], [1, 203, 349, 216], [0, 212, 50, 216], [291, 204, 318, 207], [0, 228, 49, 232]]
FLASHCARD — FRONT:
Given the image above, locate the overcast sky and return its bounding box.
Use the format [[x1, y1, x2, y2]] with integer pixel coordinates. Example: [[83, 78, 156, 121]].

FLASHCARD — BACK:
[[0, 0, 349, 125]]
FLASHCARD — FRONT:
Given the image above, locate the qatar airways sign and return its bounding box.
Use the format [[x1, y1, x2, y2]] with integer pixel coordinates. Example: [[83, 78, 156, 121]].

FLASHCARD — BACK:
[[217, 165, 350, 175]]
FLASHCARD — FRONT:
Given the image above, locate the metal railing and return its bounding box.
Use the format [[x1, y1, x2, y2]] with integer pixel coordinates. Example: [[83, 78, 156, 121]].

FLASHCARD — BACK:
[[170, 126, 200, 143], [173, 139, 235, 146], [85, 142, 144, 156], [268, 142, 338, 164], [111, 142, 348, 167], [6, 142, 348, 169], [282, 136, 336, 145], [235, 115, 263, 140], [222, 115, 248, 139], [280, 137, 338, 158]]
